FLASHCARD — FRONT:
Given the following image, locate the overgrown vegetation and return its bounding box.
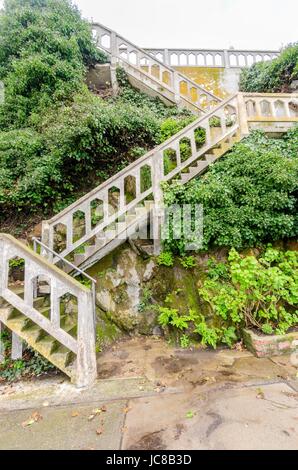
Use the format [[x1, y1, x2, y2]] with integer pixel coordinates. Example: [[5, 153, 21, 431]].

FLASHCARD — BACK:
[[240, 43, 298, 92], [0, 331, 57, 382], [158, 246, 298, 348], [0, 0, 191, 229], [163, 129, 298, 254]]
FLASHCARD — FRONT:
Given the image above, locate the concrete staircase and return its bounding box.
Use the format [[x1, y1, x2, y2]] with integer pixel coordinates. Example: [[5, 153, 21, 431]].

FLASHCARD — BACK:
[[1, 20, 298, 389], [92, 22, 221, 114], [0, 235, 97, 387]]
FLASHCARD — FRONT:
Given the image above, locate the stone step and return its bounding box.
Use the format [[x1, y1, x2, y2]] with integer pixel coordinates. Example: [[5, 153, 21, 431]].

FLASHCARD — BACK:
[[0, 310, 76, 380]]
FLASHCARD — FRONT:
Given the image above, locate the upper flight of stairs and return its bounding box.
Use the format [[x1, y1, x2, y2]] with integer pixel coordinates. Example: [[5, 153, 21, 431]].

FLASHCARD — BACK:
[[92, 22, 222, 114], [1, 19, 298, 388]]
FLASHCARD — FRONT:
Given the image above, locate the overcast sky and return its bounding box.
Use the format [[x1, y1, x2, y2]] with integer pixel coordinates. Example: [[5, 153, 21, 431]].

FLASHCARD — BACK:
[[74, 0, 297, 50], [0, 0, 297, 50]]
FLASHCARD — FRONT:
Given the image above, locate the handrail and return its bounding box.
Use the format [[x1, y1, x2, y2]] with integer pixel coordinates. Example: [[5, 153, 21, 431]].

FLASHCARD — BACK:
[[41, 94, 239, 260], [0, 233, 97, 387], [32, 238, 96, 285], [143, 47, 280, 68], [43, 94, 237, 226]]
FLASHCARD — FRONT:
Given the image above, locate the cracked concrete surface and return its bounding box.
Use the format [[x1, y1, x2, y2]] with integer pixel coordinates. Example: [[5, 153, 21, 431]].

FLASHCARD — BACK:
[[0, 337, 297, 450]]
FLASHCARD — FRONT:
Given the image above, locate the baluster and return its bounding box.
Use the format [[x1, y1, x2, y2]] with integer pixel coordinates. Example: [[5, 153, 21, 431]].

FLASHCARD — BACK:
[[0, 321, 4, 363], [270, 101, 276, 117], [84, 204, 92, 236], [284, 100, 291, 117], [151, 152, 164, 255], [11, 333, 23, 360], [190, 132, 197, 156], [66, 217, 73, 252], [255, 100, 262, 117], [135, 171, 141, 198], [118, 179, 125, 211], [76, 290, 97, 388], [50, 279, 60, 329]]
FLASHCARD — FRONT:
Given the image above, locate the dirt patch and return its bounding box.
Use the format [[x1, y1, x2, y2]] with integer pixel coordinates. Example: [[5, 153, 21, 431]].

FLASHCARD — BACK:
[[152, 356, 198, 375], [174, 423, 186, 440], [97, 362, 122, 379], [128, 430, 166, 450]]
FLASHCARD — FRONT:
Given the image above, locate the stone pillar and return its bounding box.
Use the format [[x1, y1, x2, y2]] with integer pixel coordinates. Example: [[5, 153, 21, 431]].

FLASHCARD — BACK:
[[164, 49, 170, 66], [110, 31, 119, 95], [0, 321, 5, 363], [173, 71, 181, 107], [224, 50, 230, 69], [151, 153, 164, 255], [11, 332, 23, 360], [237, 93, 249, 136]]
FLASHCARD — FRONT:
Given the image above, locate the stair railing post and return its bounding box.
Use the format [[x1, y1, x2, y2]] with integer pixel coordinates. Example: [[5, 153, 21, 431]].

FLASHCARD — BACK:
[[223, 49, 230, 68], [110, 31, 119, 95], [76, 290, 97, 388], [41, 221, 53, 262], [237, 93, 249, 136], [0, 321, 4, 363], [173, 71, 182, 107], [151, 152, 164, 255]]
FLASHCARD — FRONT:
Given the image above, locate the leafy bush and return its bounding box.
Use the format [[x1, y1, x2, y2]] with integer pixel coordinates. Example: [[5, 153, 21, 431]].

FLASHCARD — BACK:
[[0, 0, 105, 129], [180, 256, 196, 269], [158, 247, 298, 348], [163, 129, 298, 253], [157, 251, 174, 267], [240, 43, 298, 92], [200, 247, 298, 338]]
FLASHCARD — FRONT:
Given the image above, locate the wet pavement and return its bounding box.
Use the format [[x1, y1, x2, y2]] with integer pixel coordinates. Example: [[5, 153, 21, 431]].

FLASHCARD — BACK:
[[0, 337, 297, 450]]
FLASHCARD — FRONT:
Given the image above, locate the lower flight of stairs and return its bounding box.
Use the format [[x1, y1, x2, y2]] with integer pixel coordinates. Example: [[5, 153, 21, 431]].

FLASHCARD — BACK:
[[0, 286, 77, 382]]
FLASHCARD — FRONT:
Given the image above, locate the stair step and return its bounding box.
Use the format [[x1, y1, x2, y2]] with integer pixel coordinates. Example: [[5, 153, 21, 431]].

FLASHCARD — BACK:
[[205, 154, 218, 163], [50, 346, 75, 369]]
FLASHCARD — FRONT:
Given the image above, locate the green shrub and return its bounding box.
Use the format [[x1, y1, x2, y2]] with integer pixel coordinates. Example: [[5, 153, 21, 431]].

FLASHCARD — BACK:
[[180, 256, 196, 269], [157, 251, 174, 267], [163, 129, 298, 253], [240, 43, 298, 92], [158, 247, 298, 349], [199, 247, 298, 339]]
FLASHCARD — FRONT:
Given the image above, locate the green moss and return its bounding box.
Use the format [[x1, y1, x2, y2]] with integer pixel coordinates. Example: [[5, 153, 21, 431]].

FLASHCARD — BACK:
[[96, 310, 122, 352]]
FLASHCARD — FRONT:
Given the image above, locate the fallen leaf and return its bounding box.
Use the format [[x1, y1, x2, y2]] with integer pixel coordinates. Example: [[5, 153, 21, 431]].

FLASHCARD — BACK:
[[186, 411, 195, 419], [88, 414, 96, 421], [256, 388, 265, 400], [22, 411, 42, 427], [71, 411, 79, 418], [123, 407, 131, 414]]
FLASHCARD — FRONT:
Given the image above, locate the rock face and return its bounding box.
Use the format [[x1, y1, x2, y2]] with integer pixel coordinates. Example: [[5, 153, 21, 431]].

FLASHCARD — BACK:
[[95, 246, 159, 335], [90, 243, 210, 337]]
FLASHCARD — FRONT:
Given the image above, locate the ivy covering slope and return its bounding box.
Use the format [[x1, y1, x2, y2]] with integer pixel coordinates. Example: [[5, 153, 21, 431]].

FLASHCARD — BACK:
[[240, 42, 298, 92], [0, 0, 190, 228], [163, 129, 298, 253]]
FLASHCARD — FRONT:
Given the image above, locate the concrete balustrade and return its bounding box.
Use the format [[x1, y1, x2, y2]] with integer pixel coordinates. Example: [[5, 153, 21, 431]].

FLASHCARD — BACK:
[[0, 234, 97, 388], [91, 22, 221, 113], [144, 48, 279, 68], [42, 95, 241, 261]]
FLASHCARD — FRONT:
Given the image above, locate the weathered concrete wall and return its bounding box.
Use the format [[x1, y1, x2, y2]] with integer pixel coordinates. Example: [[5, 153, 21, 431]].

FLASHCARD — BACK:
[[175, 67, 242, 99]]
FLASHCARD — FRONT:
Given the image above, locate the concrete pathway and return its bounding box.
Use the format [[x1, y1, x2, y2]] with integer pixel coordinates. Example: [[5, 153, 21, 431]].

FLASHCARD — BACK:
[[0, 338, 297, 450]]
